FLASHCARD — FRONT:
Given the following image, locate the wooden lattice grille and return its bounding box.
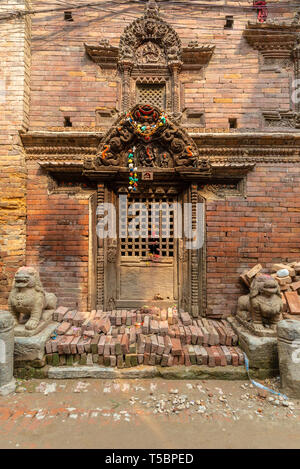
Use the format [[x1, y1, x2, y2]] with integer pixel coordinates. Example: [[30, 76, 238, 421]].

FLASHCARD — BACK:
[[136, 84, 166, 109], [120, 195, 176, 257]]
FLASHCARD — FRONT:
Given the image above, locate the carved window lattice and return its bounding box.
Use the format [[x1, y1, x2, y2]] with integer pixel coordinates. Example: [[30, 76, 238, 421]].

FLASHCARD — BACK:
[[136, 83, 166, 109], [120, 195, 176, 257]]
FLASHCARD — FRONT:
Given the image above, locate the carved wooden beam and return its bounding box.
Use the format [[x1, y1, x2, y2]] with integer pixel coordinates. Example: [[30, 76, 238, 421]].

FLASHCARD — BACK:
[[182, 43, 215, 70], [84, 42, 118, 69]]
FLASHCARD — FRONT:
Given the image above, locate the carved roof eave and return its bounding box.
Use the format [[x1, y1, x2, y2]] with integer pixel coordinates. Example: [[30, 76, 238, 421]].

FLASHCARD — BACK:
[[81, 163, 254, 181], [21, 131, 300, 172], [21, 130, 300, 147], [38, 161, 83, 174], [85, 42, 215, 70], [182, 44, 215, 69], [244, 22, 300, 57], [84, 43, 119, 68]]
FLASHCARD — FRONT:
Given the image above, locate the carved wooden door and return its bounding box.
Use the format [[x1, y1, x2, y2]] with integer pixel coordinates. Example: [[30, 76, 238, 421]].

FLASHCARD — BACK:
[[115, 192, 179, 308]]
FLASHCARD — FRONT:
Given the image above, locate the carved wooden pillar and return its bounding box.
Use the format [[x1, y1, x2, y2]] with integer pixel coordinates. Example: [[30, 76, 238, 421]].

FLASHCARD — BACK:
[[190, 184, 199, 317], [105, 188, 118, 311], [96, 183, 105, 309], [178, 187, 189, 312], [198, 194, 206, 316], [120, 61, 133, 113], [293, 36, 300, 116], [169, 62, 182, 115]]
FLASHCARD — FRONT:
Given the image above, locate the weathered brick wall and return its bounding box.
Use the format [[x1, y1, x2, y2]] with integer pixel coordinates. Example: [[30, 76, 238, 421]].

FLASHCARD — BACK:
[[26, 1, 300, 314], [28, 0, 294, 130], [206, 164, 300, 316], [26, 161, 90, 310], [2, 0, 299, 314], [0, 1, 31, 309]]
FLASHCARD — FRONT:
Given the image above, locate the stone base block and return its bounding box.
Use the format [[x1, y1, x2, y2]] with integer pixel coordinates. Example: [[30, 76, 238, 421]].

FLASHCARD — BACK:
[[14, 319, 52, 337], [228, 317, 278, 370], [47, 364, 248, 380], [278, 320, 300, 398], [0, 378, 16, 396], [14, 322, 58, 362]]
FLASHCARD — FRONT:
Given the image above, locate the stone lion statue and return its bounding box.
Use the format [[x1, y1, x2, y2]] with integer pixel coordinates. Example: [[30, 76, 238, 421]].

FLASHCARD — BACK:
[[8, 267, 57, 331], [237, 274, 283, 331]]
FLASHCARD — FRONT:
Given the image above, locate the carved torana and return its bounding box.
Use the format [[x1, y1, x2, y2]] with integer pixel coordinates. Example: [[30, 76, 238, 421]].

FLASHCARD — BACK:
[[119, 0, 181, 66], [89, 104, 201, 170]]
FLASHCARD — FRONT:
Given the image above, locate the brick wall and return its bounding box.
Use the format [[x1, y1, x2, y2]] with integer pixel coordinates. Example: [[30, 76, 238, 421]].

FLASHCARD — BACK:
[[26, 161, 90, 310], [0, 0, 31, 309], [206, 164, 300, 316], [2, 0, 300, 315], [28, 0, 294, 130]]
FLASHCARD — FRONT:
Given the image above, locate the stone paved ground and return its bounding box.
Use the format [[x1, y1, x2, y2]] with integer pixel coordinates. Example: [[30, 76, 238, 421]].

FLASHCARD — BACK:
[[1, 377, 300, 449]]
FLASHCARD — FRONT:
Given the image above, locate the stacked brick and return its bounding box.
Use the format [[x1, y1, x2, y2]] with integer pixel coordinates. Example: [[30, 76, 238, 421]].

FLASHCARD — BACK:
[[45, 306, 244, 368]]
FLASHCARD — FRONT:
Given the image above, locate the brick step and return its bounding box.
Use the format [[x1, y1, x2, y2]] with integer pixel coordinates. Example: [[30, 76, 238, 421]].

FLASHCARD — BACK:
[[52, 307, 238, 347], [45, 344, 244, 368], [48, 307, 242, 368]]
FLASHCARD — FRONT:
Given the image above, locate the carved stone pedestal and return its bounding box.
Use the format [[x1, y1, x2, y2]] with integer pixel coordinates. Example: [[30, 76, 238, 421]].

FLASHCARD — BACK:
[[278, 320, 300, 398], [14, 318, 52, 338], [0, 311, 16, 396], [228, 316, 278, 375], [14, 322, 58, 365]]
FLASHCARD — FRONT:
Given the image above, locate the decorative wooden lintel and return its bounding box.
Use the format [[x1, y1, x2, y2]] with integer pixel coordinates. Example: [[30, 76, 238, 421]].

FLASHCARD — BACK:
[[182, 43, 215, 70], [84, 42, 119, 69]]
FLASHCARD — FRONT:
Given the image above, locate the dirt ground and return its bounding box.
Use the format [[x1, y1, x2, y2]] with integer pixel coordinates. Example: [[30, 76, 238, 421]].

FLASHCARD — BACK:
[[1, 376, 300, 449]]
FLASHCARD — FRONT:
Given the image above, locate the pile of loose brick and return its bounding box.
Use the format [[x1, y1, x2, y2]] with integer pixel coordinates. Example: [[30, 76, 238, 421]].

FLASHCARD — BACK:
[[240, 262, 300, 316], [45, 306, 244, 368]]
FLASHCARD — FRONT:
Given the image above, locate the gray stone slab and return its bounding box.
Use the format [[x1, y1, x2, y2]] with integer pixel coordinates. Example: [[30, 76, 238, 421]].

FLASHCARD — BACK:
[[228, 317, 278, 370], [0, 378, 16, 396], [48, 365, 158, 379], [47, 364, 248, 380], [14, 322, 58, 362], [0, 311, 15, 394], [116, 367, 157, 379], [48, 366, 122, 379], [278, 319, 300, 398]]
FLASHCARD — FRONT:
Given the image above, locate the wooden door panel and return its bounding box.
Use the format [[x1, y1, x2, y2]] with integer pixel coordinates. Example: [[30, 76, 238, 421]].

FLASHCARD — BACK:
[[120, 259, 174, 301], [117, 193, 177, 307]]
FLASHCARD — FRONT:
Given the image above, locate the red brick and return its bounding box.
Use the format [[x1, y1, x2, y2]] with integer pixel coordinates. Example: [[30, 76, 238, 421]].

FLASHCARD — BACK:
[[171, 338, 182, 356]]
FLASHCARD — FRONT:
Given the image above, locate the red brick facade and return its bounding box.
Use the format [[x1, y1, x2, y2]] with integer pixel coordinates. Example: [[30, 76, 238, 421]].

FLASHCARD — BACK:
[[28, 0, 292, 130], [206, 164, 300, 316], [26, 161, 90, 310], [1, 0, 300, 316]]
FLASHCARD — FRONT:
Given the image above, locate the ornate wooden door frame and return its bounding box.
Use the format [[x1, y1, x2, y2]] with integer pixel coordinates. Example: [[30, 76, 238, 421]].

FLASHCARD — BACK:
[[94, 181, 207, 316]]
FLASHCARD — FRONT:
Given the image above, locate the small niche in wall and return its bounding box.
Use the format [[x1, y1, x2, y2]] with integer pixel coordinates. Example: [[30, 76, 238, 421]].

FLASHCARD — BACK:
[[64, 11, 73, 22], [64, 116, 72, 127], [224, 16, 234, 29], [229, 117, 237, 129], [95, 108, 118, 127], [182, 108, 205, 128]]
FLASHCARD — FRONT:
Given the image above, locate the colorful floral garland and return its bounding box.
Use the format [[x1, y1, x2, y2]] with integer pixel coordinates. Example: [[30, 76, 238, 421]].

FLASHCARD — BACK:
[[126, 110, 167, 191], [126, 111, 167, 141], [127, 147, 138, 191]]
